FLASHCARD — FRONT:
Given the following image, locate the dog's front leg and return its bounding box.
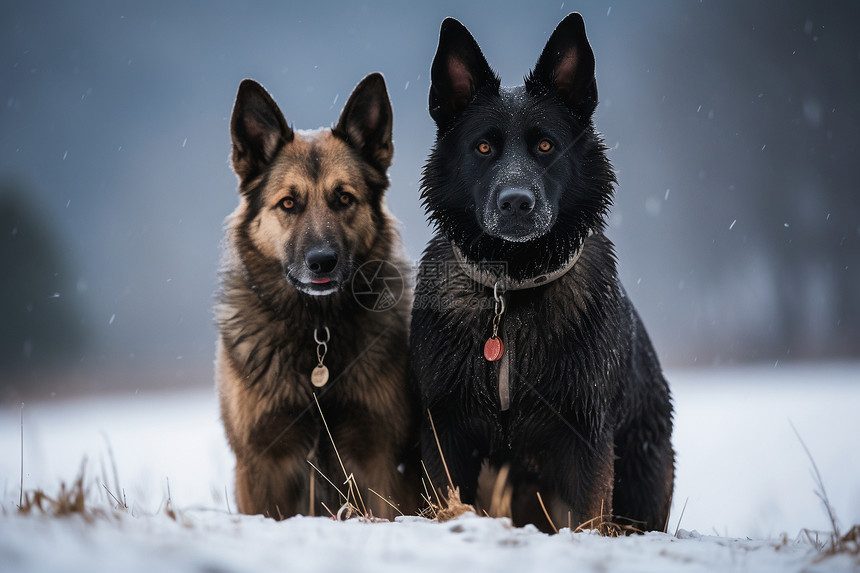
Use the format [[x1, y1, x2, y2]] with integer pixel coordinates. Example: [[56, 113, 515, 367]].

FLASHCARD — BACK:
[[234, 451, 309, 519], [420, 406, 483, 505], [547, 431, 615, 532]]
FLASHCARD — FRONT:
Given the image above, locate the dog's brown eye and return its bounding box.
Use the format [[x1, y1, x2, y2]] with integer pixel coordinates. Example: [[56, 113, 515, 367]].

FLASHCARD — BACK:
[[338, 192, 355, 206], [280, 197, 295, 211], [538, 140, 553, 152], [477, 142, 492, 155]]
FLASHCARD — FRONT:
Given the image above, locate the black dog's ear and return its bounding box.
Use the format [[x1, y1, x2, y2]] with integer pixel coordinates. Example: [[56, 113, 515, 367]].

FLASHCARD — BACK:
[[335, 72, 394, 171], [527, 13, 597, 117], [230, 79, 293, 182], [429, 17, 499, 130]]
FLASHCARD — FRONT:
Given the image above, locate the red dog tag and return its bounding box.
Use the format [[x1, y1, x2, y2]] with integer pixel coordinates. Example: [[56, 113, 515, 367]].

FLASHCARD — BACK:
[[484, 337, 504, 361]]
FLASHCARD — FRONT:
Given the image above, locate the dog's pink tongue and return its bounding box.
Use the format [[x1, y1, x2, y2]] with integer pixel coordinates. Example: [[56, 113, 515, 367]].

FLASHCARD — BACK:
[[311, 278, 331, 284]]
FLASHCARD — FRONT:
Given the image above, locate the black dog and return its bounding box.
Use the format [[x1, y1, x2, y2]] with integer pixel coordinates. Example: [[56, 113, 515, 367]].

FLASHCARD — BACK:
[[410, 13, 674, 532]]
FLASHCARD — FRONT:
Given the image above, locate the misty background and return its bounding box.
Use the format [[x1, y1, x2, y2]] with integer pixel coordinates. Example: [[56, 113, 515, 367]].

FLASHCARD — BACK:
[[2, 0, 858, 399]]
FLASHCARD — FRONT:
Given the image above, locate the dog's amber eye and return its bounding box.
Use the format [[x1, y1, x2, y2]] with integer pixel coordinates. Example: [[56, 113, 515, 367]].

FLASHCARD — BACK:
[[538, 140, 553, 152], [338, 192, 354, 206], [477, 142, 492, 155], [279, 197, 295, 211]]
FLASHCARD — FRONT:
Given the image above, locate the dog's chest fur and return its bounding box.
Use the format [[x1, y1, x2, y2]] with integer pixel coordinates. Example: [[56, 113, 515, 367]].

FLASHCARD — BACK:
[[412, 234, 633, 452], [216, 269, 412, 452]]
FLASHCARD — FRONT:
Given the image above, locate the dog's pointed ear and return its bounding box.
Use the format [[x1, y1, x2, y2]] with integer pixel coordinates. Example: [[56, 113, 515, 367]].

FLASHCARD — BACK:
[[230, 79, 293, 182], [429, 17, 499, 131], [335, 73, 394, 172], [526, 13, 597, 117]]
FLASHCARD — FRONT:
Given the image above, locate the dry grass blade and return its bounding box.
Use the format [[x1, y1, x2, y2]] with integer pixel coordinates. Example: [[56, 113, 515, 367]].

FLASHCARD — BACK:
[[161, 477, 192, 527], [164, 477, 177, 521], [101, 432, 124, 509], [426, 410, 453, 488], [536, 492, 558, 534], [368, 488, 404, 517], [674, 497, 690, 537], [18, 403, 24, 510], [418, 468, 441, 520], [307, 460, 348, 502], [308, 469, 315, 517], [790, 422, 860, 557], [320, 502, 336, 518], [791, 422, 840, 539], [313, 393, 368, 517], [572, 503, 643, 537], [344, 476, 362, 519], [102, 483, 127, 511], [421, 461, 442, 508], [420, 413, 477, 523]]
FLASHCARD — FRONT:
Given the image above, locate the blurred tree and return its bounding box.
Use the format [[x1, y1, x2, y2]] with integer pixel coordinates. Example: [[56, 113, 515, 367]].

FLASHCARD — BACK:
[[642, 1, 860, 363], [0, 180, 90, 393]]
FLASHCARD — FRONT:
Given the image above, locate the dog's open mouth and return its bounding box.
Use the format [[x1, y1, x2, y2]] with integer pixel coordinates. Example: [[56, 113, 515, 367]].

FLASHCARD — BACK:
[[288, 273, 341, 296]]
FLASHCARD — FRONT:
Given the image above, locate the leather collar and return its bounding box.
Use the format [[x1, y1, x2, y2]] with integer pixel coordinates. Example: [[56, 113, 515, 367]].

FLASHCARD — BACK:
[[450, 231, 591, 291]]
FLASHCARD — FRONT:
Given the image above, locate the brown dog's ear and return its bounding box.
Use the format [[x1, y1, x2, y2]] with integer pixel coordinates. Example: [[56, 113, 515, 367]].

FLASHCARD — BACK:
[[230, 79, 293, 182], [429, 17, 499, 132], [526, 13, 597, 117], [335, 73, 394, 172]]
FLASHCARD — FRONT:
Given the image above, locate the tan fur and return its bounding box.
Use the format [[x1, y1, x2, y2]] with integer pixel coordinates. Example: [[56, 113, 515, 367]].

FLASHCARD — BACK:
[[241, 133, 379, 264], [216, 75, 419, 520]]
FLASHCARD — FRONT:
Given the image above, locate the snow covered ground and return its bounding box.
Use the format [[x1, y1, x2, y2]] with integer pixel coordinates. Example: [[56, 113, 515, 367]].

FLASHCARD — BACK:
[[1, 363, 858, 572]]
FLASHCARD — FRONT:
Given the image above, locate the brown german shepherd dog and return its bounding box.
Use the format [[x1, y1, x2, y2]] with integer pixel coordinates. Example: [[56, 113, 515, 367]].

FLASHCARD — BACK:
[[216, 73, 418, 520]]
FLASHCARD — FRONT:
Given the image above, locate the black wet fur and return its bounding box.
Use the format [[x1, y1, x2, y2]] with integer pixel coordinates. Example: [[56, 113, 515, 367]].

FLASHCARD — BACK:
[[411, 13, 674, 532]]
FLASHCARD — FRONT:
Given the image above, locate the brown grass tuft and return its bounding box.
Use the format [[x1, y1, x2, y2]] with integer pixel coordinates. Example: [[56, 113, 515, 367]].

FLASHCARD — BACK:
[[16, 461, 114, 523], [573, 512, 643, 537], [832, 525, 860, 557], [418, 411, 477, 523], [435, 486, 475, 523]]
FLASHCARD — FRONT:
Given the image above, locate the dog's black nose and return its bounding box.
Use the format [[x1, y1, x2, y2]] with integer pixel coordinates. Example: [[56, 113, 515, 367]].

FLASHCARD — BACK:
[[305, 248, 338, 274], [497, 187, 535, 216]]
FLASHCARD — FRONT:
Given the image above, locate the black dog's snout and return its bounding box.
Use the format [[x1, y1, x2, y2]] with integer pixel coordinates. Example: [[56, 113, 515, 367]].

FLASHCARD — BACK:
[[305, 248, 338, 274], [497, 187, 535, 216]]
